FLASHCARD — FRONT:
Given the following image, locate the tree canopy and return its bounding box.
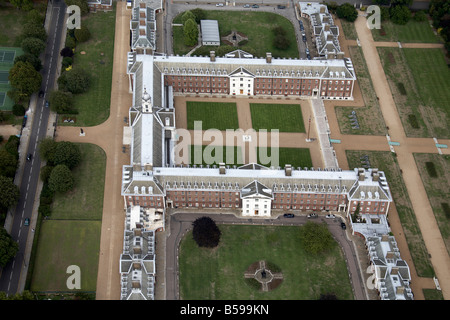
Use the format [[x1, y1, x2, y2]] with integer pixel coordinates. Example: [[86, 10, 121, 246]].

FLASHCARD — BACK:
[[0, 227, 19, 268], [49, 90, 75, 114], [0, 175, 20, 210], [299, 221, 334, 255], [21, 37, 46, 57], [8, 61, 42, 103], [192, 216, 221, 248], [48, 164, 74, 193], [183, 18, 198, 47], [57, 68, 91, 94], [336, 3, 358, 22]]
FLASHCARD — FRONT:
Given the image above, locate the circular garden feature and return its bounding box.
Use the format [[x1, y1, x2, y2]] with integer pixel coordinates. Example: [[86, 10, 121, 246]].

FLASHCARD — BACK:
[[244, 260, 283, 292]]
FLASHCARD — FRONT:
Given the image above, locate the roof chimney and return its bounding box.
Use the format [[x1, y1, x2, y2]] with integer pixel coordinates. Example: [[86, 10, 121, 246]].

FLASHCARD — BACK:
[[210, 51, 216, 62], [219, 162, 226, 175], [266, 52, 272, 64], [285, 164, 292, 176]]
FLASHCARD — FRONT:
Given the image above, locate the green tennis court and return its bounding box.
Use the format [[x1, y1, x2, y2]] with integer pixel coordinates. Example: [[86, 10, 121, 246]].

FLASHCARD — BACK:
[[0, 70, 9, 84], [0, 50, 16, 63]]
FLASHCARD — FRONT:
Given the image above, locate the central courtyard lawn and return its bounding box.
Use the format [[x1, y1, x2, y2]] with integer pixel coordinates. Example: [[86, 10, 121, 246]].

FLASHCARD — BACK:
[[250, 103, 305, 133], [186, 101, 239, 131], [179, 225, 353, 300], [173, 10, 298, 58], [257, 147, 312, 169]]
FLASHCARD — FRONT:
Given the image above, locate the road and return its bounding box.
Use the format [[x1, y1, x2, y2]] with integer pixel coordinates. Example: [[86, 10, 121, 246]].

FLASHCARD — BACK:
[[0, 0, 66, 296], [164, 211, 366, 300]]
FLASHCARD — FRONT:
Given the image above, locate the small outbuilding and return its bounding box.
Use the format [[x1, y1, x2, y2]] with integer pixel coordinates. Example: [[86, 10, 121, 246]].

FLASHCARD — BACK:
[[200, 20, 220, 46]]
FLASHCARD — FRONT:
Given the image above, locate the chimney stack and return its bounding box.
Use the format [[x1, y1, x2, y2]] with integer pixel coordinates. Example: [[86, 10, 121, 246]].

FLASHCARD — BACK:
[[210, 51, 216, 62], [219, 163, 226, 175], [285, 164, 292, 176], [266, 52, 272, 64]]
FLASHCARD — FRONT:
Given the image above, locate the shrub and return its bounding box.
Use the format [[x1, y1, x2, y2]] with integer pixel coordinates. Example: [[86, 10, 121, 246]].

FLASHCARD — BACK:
[[425, 161, 437, 178], [12, 104, 26, 116], [390, 5, 411, 25], [60, 47, 74, 58], [74, 25, 91, 43], [413, 10, 427, 22], [48, 164, 74, 193], [408, 114, 420, 129], [442, 203, 450, 220], [336, 3, 358, 22]]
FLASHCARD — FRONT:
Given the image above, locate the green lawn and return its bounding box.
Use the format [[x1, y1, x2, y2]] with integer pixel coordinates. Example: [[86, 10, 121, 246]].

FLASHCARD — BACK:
[[346, 150, 435, 278], [257, 147, 312, 169], [51, 143, 106, 220], [179, 225, 353, 300], [30, 143, 106, 293], [190, 145, 243, 166], [59, 8, 116, 127], [250, 103, 305, 133], [30, 220, 101, 292], [413, 153, 450, 256], [186, 101, 239, 131], [372, 20, 440, 43], [378, 47, 450, 138], [0, 7, 28, 47], [174, 10, 299, 58]]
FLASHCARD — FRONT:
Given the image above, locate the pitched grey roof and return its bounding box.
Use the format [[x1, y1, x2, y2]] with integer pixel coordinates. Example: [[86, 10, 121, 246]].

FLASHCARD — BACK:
[[241, 180, 273, 199]]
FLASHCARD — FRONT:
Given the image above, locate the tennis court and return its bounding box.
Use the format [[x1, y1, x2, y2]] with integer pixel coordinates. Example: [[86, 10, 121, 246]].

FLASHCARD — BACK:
[[0, 70, 9, 84], [0, 49, 16, 64]]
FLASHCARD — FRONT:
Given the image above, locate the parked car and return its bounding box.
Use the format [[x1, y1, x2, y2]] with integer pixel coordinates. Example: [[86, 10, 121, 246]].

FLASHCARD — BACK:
[[306, 53, 311, 60], [216, 3, 224, 6], [307, 213, 318, 218], [277, 5, 286, 9], [45, 100, 49, 108], [22, 114, 27, 128], [283, 213, 294, 218], [305, 48, 310, 55], [341, 222, 346, 230], [326, 214, 336, 219], [243, 4, 250, 8], [252, 4, 259, 8], [24, 218, 30, 226], [302, 35, 307, 42], [26, 153, 32, 161]]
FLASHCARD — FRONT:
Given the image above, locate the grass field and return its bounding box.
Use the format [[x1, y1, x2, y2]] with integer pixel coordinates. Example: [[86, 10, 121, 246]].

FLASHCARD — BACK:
[[30, 220, 101, 292], [59, 8, 116, 127], [186, 101, 239, 131], [257, 147, 312, 169], [250, 103, 305, 133], [0, 7, 28, 47], [413, 153, 450, 256], [372, 20, 440, 43], [190, 145, 243, 166], [378, 47, 450, 138], [173, 10, 299, 58], [346, 150, 435, 278], [30, 143, 106, 292], [179, 225, 353, 300]]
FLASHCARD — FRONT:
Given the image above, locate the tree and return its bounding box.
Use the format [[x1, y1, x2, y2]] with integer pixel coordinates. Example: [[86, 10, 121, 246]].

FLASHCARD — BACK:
[[0, 175, 20, 209], [21, 21, 47, 42], [39, 165, 53, 183], [48, 164, 74, 193], [14, 53, 42, 71], [60, 47, 75, 58], [0, 227, 19, 268], [49, 90, 74, 114], [413, 10, 427, 22], [0, 148, 18, 178], [8, 0, 33, 10], [299, 221, 334, 255], [8, 61, 42, 103], [38, 137, 57, 163], [52, 141, 81, 169], [21, 37, 46, 57], [57, 68, 91, 94], [183, 18, 198, 47], [390, 5, 411, 25], [191, 8, 206, 24], [272, 26, 290, 50], [181, 10, 196, 25], [74, 25, 91, 43], [192, 216, 221, 248], [336, 3, 358, 22]]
